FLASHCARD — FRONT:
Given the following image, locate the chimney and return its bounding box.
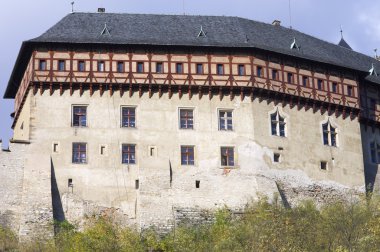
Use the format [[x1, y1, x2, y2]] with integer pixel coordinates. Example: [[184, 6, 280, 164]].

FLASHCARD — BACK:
[[98, 8, 105, 13], [272, 20, 281, 26]]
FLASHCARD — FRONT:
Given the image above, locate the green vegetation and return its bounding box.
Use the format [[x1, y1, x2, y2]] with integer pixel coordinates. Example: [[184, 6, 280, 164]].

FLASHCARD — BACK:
[[2, 195, 380, 251]]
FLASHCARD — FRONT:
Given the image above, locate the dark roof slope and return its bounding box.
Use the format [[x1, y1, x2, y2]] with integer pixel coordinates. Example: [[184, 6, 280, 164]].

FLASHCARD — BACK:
[[5, 12, 380, 98], [338, 38, 352, 50]]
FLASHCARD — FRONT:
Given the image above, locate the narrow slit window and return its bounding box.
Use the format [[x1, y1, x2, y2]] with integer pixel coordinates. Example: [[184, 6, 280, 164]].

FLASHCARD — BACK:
[[195, 180, 200, 188]]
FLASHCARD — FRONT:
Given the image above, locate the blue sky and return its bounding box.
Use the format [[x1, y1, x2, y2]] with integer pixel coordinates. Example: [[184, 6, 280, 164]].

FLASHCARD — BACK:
[[0, 0, 379, 144]]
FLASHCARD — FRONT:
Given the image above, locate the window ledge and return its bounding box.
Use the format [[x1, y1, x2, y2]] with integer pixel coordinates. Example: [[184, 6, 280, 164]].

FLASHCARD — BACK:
[[220, 166, 239, 169]]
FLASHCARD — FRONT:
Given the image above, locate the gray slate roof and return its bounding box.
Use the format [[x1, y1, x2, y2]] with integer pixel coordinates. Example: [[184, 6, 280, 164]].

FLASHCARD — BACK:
[[338, 38, 352, 50], [4, 12, 380, 98]]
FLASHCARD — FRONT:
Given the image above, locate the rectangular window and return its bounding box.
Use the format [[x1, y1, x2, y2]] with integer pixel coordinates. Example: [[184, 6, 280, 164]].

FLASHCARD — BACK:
[[179, 109, 194, 129], [238, 64, 245, 76], [287, 72, 293, 83], [217, 64, 224, 75], [98, 61, 105, 72], [72, 106, 87, 127], [274, 153, 281, 163], [271, 111, 286, 137], [317, 79, 323, 90], [320, 161, 327, 170], [72, 143, 87, 164], [219, 110, 233, 131], [181, 146, 195, 165], [39, 60, 47, 71], [78, 61, 85, 72], [58, 60, 65, 71], [257, 66, 262, 77], [122, 144, 136, 164], [332, 82, 338, 93], [137, 62, 144, 73], [302, 76, 308, 87], [347, 85, 353, 97], [221, 147, 234, 166], [121, 107, 136, 128], [272, 69, 278, 80], [176, 63, 183, 74], [156, 62, 163, 73], [196, 63, 203, 74], [117, 61, 124, 73]]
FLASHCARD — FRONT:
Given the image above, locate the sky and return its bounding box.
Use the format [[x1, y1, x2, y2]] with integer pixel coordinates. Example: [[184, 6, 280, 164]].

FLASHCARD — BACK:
[[0, 0, 379, 145]]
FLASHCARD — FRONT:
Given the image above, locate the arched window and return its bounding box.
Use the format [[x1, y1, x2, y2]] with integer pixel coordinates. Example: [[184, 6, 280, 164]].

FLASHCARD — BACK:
[[322, 120, 337, 147], [370, 141, 380, 163], [271, 110, 286, 137]]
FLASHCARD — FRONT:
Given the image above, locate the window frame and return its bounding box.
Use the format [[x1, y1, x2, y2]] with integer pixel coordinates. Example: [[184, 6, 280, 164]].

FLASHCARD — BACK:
[[58, 60, 65, 71], [72, 143, 87, 164], [117, 61, 124, 73], [272, 69, 278, 80], [72, 105, 88, 127], [121, 106, 137, 128], [317, 79, 324, 90], [181, 145, 195, 166], [176, 63, 184, 74], [302, 76, 308, 87], [196, 63, 203, 74], [270, 110, 286, 137], [257, 66, 263, 77], [347, 85, 353, 97], [218, 109, 233, 131], [39, 59, 47, 71], [179, 108, 194, 130], [156, 62, 163, 73], [217, 64, 224, 75], [122, 144, 136, 164], [78, 61, 86, 72], [136, 62, 144, 73], [98, 61, 105, 72], [287, 72, 293, 84], [238, 64, 245, 76], [332, 82, 338, 93], [322, 120, 338, 147], [221, 146, 235, 167]]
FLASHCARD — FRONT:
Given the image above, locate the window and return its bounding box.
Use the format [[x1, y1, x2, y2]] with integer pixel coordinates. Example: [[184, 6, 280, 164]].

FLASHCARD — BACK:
[[72, 106, 87, 127], [317, 79, 323, 90], [72, 143, 87, 164], [195, 180, 200, 188], [39, 60, 47, 71], [347, 85, 353, 97], [100, 145, 106, 155], [137, 62, 144, 73], [98, 61, 105, 72], [238, 64, 245, 76], [156, 62, 163, 73], [217, 64, 224, 75], [221, 147, 234, 166], [332, 82, 338, 93], [219, 110, 233, 131], [320, 161, 327, 170], [302, 76, 308, 87], [181, 146, 195, 165], [122, 144, 136, 164], [274, 153, 281, 163], [121, 107, 136, 128], [272, 69, 278, 80], [257, 66, 262, 77], [58, 60, 65, 71], [179, 109, 194, 129], [196, 63, 203, 74], [78, 61, 85, 72], [370, 142, 380, 164], [176, 63, 183, 74], [322, 121, 337, 147], [287, 72, 293, 83], [271, 110, 286, 137], [117, 61, 124, 73]]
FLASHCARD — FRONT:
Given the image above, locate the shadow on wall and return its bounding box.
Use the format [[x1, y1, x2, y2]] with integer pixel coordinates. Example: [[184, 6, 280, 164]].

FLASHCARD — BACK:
[[51, 158, 65, 222]]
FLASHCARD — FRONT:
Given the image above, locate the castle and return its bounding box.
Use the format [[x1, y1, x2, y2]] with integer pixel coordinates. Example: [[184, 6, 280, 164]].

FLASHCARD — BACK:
[[1, 10, 380, 240]]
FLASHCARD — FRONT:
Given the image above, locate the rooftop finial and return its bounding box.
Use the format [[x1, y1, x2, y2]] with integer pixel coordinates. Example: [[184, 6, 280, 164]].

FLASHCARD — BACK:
[[290, 37, 300, 50], [71, 2, 75, 13], [100, 22, 111, 36], [340, 25, 343, 39], [197, 25, 206, 37], [369, 63, 378, 76]]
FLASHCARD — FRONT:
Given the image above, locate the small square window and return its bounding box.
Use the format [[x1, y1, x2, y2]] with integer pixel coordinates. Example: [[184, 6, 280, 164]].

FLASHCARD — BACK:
[[122, 144, 136, 164], [117, 61, 124, 73], [272, 69, 278, 80], [257, 66, 262, 77], [217, 64, 224, 75], [78, 61, 85, 72], [53, 143, 59, 153], [72, 143, 87, 164], [274, 153, 280, 163], [332, 82, 338, 93], [238, 65, 245, 76], [121, 107, 136, 128], [287, 72, 293, 83], [221, 147, 234, 167], [100, 145, 107, 156], [219, 110, 233, 131], [179, 109, 194, 129], [135, 180, 140, 189], [72, 106, 87, 127], [98, 61, 105, 72], [320, 161, 327, 170], [195, 180, 200, 188], [181, 146, 195, 165], [317, 79, 323, 90], [347, 85, 353, 97], [137, 62, 144, 73], [176, 63, 183, 74], [302, 76, 308, 87], [196, 64, 203, 74], [39, 60, 47, 71], [149, 146, 157, 157], [156, 62, 163, 73], [58, 60, 65, 71]]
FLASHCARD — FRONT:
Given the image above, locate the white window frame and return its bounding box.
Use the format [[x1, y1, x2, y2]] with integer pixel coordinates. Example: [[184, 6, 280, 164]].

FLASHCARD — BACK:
[[218, 109, 234, 131], [322, 119, 338, 147]]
